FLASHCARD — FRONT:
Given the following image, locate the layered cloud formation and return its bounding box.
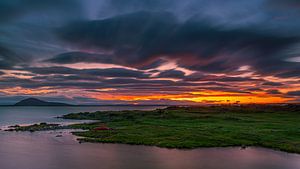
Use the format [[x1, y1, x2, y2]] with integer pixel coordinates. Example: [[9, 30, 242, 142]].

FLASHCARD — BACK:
[[0, 0, 299, 104]]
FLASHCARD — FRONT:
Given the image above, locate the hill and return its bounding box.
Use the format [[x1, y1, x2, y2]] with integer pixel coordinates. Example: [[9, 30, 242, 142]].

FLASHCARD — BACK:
[[14, 98, 71, 106]]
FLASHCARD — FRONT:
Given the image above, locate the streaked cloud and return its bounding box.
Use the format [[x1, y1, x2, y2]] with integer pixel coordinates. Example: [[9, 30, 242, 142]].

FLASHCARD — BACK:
[[0, 0, 299, 104]]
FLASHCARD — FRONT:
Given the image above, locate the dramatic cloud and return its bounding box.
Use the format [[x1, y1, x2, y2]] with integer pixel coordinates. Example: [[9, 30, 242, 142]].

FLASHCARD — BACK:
[[268, 0, 300, 10], [262, 82, 283, 86], [0, 45, 25, 69], [157, 69, 185, 79], [287, 91, 300, 97], [266, 89, 282, 95], [0, 0, 299, 104], [45, 52, 114, 64], [56, 11, 300, 75], [0, 0, 81, 22], [24, 66, 148, 78]]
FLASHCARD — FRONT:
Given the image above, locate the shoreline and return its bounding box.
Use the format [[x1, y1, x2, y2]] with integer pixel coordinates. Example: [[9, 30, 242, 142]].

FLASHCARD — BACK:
[[4, 105, 300, 154], [1, 128, 300, 156], [1, 129, 299, 169]]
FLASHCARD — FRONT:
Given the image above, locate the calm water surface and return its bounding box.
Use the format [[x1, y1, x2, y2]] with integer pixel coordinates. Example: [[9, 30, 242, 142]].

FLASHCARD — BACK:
[[0, 106, 299, 169], [0, 106, 163, 127]]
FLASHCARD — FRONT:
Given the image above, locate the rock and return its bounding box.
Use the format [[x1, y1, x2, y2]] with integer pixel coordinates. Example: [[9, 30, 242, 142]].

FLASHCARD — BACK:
[[241, 145, 247, 149], [9, 125, 20, 128]]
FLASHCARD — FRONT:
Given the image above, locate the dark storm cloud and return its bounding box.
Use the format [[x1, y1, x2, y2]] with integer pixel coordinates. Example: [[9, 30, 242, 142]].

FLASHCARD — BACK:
[[287, 91, 300, 96], [266, 89, 282, 95], [26, 66, 78, 75], [0, 61, 12, 69], [0, 45, 25, 69], [0, 0, 83, 70], [139, 59, 166, 70], [0, 71, 192, 90], [24, 66, 149, 78], [262, 81, 283, 86], [20, 81, 103, 89], [184, 73, 263, 83], [157, 69, 185, 79], [182, 73, 205, 82], [102, 78, 175, 86], [247, 87, 263, 92], [46, 51, 169, 71], [105, 0, 266, 24], [107, 0, 172, 11], [0, 0, 80, 22], [275, 70, 300, 78], [194, 86, 251, 94], [56, 11, 177, 66], [0, 0, 300, 104], [0, 76, 34, 84], [57, 11, 299, 75], [32, 74, 103, 82], [216, 77, 261, 82], [82, 68, 148, 78], [45, 52, 114, 64], [0, 77, 36, 89], [0, 76, 177, 90], [267, 0, 300, 10]]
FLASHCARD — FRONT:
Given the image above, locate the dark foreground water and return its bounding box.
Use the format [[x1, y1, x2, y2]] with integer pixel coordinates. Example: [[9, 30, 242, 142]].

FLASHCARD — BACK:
[[0, 131, 299, 169], [0, 106, 299, 169]]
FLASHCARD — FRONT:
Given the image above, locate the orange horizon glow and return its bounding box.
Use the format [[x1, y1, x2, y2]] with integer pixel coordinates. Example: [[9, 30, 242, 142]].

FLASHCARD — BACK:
[[0, 88, 297, 104], [1, 84, 299, 104], [89, 90, 294, 104]]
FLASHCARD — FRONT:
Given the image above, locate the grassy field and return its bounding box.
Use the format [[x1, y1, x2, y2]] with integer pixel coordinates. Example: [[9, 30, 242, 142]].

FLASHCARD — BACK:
[[61, 105, 300, 153], [5, 123, 66, 132]]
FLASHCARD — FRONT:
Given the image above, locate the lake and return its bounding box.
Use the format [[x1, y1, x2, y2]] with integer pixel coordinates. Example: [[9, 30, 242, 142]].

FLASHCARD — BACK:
[[0, 106, 299, 169], [0, 106, 163, 127]]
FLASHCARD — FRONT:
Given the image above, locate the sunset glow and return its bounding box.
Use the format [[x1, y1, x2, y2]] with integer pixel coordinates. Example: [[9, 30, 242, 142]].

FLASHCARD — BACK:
[[0, 0, 299, 105]]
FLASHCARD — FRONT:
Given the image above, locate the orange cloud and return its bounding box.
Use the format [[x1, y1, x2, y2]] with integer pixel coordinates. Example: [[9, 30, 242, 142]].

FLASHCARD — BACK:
[[1, 87, 56, 95], [89, 90, 293, 104]]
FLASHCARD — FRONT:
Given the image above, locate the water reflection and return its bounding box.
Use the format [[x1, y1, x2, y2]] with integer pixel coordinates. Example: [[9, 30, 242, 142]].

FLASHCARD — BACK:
[[0, 106, 164, 127], [0, 131, 299, 169]]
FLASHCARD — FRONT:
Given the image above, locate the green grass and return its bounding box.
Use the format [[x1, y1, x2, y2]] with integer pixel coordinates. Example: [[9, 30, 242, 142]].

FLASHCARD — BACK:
[[6, 123, 64, 132], [63, 105, 299, 153]]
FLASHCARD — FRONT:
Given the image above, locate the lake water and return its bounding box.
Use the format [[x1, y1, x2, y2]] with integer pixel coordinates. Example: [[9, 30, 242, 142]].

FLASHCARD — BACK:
[[0, 106, 299, 169], [0, 106, 163, 127]]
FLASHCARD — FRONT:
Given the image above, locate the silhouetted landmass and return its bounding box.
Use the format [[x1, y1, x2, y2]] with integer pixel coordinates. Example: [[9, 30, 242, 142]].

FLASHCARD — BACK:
[[14, 98, 71, 106]]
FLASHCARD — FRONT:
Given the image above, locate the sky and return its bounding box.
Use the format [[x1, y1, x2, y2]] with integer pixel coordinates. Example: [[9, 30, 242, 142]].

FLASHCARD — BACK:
[[0, 0, 299, 105]]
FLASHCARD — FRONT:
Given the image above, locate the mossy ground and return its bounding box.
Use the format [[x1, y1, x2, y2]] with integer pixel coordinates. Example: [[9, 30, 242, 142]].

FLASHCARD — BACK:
[[63, 105, 300, 153], [6, 123, 64, 132]]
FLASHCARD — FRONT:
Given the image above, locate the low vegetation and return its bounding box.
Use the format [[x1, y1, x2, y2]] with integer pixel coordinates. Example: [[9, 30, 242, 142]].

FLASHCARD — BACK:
[[6, 123, 67, 132], [62, 105, 300, 153]]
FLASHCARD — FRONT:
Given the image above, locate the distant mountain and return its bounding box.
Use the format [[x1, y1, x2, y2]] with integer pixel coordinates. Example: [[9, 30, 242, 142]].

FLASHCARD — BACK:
[[14, 98, 71, 106]]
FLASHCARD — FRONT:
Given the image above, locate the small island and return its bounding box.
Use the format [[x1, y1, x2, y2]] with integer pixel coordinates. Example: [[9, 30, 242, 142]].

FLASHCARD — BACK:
[[8, 105, 300, 154]]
